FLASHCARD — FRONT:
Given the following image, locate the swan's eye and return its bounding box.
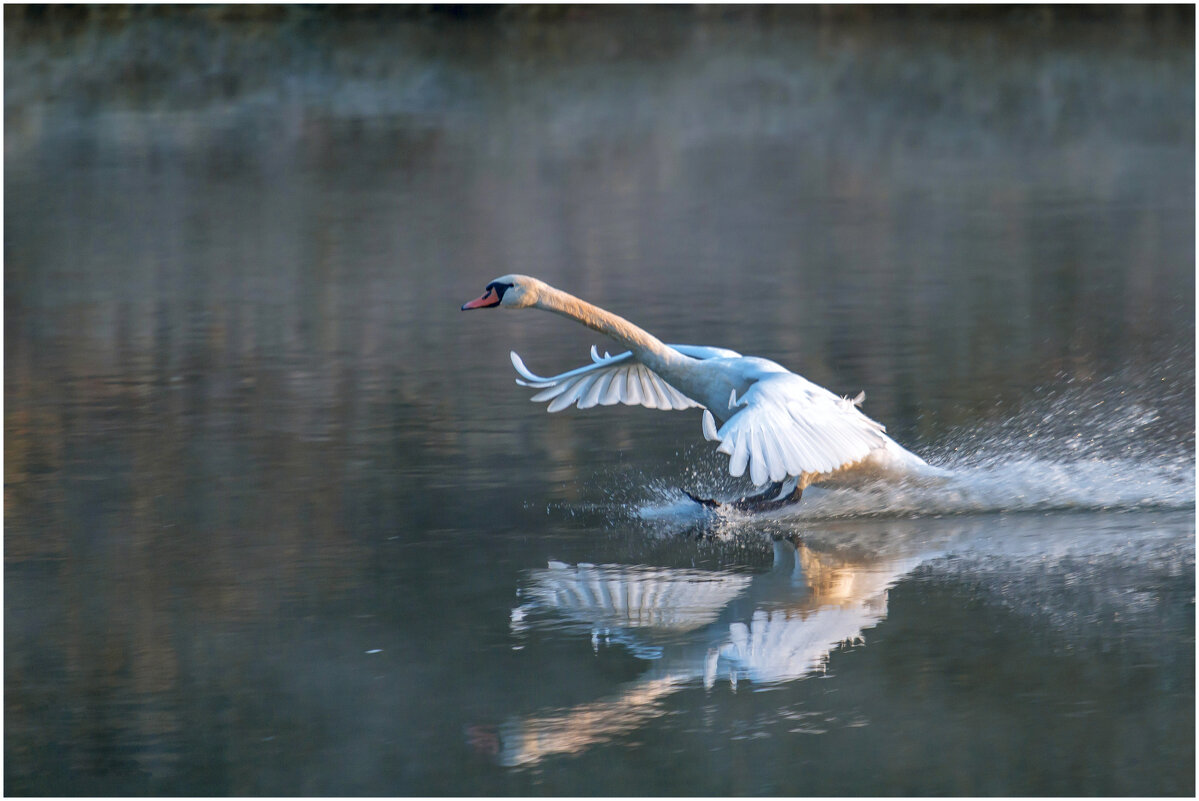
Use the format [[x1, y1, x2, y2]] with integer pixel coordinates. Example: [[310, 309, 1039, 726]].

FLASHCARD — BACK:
[[489, 282, 513, 301]]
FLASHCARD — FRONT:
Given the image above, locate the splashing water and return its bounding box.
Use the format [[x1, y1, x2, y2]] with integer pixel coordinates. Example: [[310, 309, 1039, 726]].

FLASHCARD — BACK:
[[626, 373, 1195, 523]]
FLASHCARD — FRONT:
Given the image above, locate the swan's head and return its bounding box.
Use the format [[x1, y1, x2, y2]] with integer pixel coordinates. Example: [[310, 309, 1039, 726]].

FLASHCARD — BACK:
[[460, 274, 542, 310]]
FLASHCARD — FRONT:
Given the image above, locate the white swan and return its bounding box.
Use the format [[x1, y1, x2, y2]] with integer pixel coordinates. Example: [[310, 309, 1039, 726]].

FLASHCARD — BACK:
[[462, 275, 946, 509]]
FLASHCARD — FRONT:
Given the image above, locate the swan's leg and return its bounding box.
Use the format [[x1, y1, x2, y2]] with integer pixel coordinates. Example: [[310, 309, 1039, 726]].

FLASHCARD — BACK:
[[732, 478, 803, 512], [686, 479, 804, 512], [729, 481, 783, 509], [685, 482, 780, 509]]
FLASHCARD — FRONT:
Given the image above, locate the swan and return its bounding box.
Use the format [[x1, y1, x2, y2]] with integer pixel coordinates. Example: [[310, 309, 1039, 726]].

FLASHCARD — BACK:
[[462, 275, 947, 510]]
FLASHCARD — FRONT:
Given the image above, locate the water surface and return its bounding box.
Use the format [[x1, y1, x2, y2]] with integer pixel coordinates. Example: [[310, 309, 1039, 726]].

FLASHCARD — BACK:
[[5, 8, 1194, 796]]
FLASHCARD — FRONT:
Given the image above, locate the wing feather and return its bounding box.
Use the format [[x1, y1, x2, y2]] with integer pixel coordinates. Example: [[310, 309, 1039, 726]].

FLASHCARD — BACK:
[[602, 370, 626, 405], [530, 383, 571, 403], [511, 349, 631, 387], [579, 371, 611, 409], [647, 371, 675, 410], [728, 431, 750, 477], [547, 373, 598, 412], [512, 348, 703, 413], [761, 426, 788, 481], [668, 380, 695, 410], [708, 372, 889, 486], [623, 368, 644, 405], [589, 369, 618, 407], [748, 425, 767, 486], [635, 367, 659, 409]]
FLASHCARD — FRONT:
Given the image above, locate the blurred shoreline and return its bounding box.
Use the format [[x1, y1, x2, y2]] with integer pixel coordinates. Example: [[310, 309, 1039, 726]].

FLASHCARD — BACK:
[[6, 3, 1195, 28], [7, 4, 1194, 97]]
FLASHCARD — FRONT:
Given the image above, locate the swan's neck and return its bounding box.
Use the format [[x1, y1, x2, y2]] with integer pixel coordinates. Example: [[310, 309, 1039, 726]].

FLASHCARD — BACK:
[[534, 285, 683, 373]]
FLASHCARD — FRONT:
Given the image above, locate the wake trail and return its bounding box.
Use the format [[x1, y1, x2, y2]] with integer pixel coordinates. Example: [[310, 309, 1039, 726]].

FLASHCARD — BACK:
[[628, 371, 1195, 523]]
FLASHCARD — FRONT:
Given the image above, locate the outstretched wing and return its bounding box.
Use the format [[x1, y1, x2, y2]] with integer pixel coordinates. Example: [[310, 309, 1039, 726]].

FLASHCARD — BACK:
[[510, 345, 735, 413], [709, 373, 889, 486]]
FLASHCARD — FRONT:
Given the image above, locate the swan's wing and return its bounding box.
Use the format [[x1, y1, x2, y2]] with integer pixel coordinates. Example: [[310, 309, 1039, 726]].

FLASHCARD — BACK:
[[710, 373, 889, 486], [510, 349, 701, 412]]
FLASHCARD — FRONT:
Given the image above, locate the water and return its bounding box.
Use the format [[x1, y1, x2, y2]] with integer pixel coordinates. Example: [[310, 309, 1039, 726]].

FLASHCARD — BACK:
[[5, 8, 1194, 796]]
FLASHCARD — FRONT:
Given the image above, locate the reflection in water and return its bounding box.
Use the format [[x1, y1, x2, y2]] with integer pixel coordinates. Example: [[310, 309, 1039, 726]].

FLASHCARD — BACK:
[[496, 538, 923, 767], [719, 544, 915, 686], [515, 563, 752, 634], [488, 675, 689, 770]]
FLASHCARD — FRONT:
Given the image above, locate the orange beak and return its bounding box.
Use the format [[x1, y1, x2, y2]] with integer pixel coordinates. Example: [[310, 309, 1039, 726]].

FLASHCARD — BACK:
[[461, 288, 499, 310]]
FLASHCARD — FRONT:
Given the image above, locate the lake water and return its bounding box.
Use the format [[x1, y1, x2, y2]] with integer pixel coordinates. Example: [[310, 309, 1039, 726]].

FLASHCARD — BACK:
[[5, 8, 1195, 796]]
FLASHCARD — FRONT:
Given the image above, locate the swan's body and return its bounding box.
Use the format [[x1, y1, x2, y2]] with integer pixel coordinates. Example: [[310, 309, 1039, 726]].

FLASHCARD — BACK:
[[462, 275, 947, 505]]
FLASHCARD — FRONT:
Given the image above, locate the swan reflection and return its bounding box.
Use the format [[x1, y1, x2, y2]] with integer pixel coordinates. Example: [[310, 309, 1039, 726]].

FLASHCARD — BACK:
[[514, 562, 753, 634], [494, 537, 925, 767]]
